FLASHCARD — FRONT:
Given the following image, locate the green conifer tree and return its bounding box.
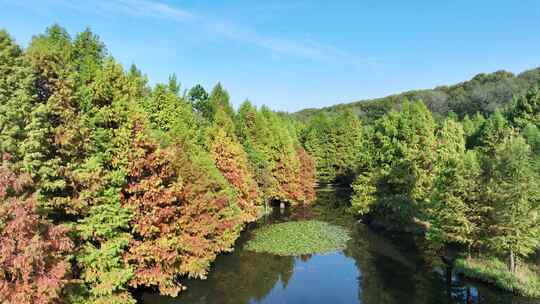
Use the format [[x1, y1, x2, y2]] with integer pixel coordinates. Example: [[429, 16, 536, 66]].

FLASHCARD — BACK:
[[425, 120, 479, 253], [487, 134, 540, 273], [302, 112, 336, 183], [507, 85, 540, 129], [333, 111, 363, 184], [351, 101, 437, 223], [0, 30, 36, 163]]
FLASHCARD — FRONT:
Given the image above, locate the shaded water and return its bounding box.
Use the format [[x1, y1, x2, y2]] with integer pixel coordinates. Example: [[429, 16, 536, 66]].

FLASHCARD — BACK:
[[140, 188, 540, 304]]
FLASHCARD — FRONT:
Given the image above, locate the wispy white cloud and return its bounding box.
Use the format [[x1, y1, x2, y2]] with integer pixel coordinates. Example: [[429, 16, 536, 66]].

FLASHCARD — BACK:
[[39, 0, 194, 23], [92, 0, 194, 22], [205, 20, 333, 59], [97, 0, 346, 60], [26, 0, 378, 66]]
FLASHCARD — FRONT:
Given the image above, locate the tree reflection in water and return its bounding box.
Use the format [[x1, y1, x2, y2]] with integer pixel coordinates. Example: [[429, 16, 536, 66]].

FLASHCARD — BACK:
[[139, 229, 296, 304], [140, 188, 540, 304]]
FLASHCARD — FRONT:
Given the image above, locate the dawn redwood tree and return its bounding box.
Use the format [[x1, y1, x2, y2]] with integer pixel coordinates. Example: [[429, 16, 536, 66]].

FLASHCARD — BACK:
[[478, 110, 511, 156], [126, 64, 150, 98], [142, 83, 205, 148], [350, 170, 377, 216], [209, 108, 262, 222], [394, 101, 438, 208], [72, 28, 106, 85], [350, 126, 377, 216], [20, 26, 141, 303], [462, 112, 486, 148], [261, 108, 305, 205], [522, 123, 540, 156], [208, 82, 234, 120], [0, 31, 36, 162], [507, 84, 540, 129], [302, 111, 363, 185], [9, 25, 148, 303], [0, 158, 73, 304], [296, 148, 317, 204], [351, 101, 437, 223], [167, 73, 181, 95], [425, 119, 480, 253], [302, 112, 336, 183], [487, 134, 540, 273], [236, 103, 316, 206], [123, 133, 243, 296], [22, 24, 88, 214], [235, 101, 275, 204], [73, 58, 141, 304], [333, 111, 364, 184]]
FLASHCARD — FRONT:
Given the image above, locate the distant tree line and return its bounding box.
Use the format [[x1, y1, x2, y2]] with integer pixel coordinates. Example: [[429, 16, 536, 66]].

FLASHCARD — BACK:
[[294, 68, 540, 122]]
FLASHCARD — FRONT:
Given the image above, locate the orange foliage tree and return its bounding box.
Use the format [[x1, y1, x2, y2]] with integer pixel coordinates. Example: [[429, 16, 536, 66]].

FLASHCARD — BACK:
[[236, 102, 317, 206], [209, 109, 261, 222], [296, 148, 317, 204], [0, 157, 74, 304], [122, 134, 243, 296]]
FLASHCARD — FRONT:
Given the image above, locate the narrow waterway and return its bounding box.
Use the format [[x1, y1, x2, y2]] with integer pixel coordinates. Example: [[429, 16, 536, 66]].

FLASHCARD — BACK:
[[140, 188, 540, 304]]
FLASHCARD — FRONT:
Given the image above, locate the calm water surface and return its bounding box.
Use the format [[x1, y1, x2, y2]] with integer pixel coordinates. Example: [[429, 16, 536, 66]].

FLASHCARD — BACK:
[[140, 188, 540, 304]]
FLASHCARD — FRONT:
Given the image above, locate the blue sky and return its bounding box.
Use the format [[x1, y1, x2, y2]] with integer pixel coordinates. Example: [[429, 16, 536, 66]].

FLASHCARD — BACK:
[[1, 0, 539, 112]]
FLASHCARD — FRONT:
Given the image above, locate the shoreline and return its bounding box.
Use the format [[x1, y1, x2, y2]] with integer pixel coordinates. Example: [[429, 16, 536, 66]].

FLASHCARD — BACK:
[[455, 257, 540, 298]]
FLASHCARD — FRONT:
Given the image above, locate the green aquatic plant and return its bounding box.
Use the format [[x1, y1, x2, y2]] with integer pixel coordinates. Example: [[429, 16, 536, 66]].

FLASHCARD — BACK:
[[245, 220, 350, 256]]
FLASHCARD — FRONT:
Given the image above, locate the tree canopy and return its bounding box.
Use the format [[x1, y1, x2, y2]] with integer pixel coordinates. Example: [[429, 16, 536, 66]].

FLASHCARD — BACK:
[[0, 26, 316, 304], [2, 23, 540, 303]]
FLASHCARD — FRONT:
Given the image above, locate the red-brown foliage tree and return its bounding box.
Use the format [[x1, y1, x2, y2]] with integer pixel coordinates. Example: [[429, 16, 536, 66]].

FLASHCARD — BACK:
[[209, 109, 261, 222], [122, 135, 243, 297], [0, 157, 74, 304], [296, 148, 317, 204]]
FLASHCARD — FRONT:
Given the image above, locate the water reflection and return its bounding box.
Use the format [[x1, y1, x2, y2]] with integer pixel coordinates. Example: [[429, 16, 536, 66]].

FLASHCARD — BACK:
[[140, 241, 295, 304], [140, 188, 540, 304]]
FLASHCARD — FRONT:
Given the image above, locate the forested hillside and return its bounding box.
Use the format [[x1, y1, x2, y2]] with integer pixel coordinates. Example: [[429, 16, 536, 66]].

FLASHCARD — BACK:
[[0, 25, 316, 304], [295, 68, 540, 122]]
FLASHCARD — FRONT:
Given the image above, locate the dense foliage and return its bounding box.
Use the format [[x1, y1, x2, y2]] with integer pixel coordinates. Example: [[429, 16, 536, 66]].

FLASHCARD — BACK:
[[295, 57, 540, 285], [236, 102, 316, 206], [2, 23, 540, 301], [0, 159, 73, 304], [0, 26, 316, 304], [347, 86, 540, 279], [301, 111, 363, 184]]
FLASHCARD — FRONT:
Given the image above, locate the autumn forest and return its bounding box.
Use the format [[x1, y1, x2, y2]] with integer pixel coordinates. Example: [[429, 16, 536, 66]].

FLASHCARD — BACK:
[[2, 25, 540, 304]]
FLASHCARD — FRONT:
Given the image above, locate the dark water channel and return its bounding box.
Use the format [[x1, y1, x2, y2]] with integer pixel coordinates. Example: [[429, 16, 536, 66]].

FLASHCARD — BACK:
[[140, 188, 540, 304]]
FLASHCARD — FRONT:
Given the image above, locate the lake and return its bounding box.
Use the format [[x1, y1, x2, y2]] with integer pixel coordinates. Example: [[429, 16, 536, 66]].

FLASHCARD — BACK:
[[140, 187, 539, 304]]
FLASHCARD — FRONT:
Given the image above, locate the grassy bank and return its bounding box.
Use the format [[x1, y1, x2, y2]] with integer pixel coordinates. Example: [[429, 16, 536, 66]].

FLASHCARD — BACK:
[[245, 220, 350, 256], [455, 257, 540, 297]]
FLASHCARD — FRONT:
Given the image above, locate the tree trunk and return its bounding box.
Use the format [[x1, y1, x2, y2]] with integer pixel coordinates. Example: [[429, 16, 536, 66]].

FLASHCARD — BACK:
[[445, 263, 452, 302], [509, 249, 516, 273]]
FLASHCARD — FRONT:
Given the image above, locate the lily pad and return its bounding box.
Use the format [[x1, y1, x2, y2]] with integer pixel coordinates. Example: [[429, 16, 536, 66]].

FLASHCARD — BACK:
[[245, 220, 350, 256]]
